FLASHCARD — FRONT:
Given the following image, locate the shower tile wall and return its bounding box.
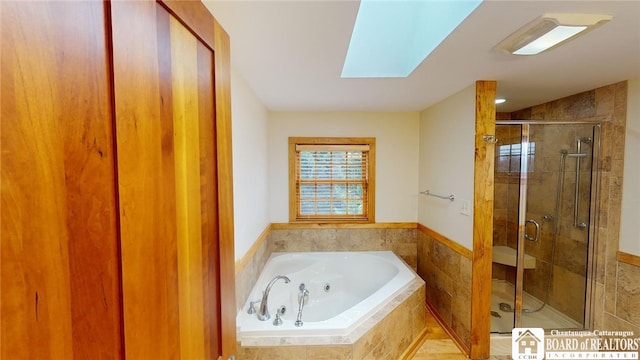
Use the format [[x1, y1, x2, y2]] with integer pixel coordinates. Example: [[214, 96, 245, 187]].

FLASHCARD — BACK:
[[492, 125, 521, 284], [494, 122, 595, 323], [509, 81, 639, 334]]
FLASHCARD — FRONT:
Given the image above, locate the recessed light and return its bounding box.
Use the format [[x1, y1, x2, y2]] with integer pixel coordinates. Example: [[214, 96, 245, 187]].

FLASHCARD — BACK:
[[495, 98, 506, 105]]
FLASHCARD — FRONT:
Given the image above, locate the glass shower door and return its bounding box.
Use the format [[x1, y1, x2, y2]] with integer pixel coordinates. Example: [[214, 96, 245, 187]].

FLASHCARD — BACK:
[[514, 123, 598, 330], [492, 122, 599, 333]]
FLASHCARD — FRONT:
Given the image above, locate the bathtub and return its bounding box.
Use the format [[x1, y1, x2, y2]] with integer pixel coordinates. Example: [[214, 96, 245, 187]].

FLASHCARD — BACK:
[[236, 251, 418, 346]]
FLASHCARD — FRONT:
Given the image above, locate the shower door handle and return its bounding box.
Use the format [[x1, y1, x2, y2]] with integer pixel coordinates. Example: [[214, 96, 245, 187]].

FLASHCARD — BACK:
[[524, 219, 540, 242]]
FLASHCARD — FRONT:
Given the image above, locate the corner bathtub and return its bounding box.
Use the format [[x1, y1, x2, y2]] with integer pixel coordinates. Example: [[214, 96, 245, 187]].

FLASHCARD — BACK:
[[236, 251, 419, 347]]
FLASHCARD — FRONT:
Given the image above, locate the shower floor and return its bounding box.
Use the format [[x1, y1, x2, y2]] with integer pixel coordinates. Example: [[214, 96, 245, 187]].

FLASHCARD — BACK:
[[490, 279, 581, 333]]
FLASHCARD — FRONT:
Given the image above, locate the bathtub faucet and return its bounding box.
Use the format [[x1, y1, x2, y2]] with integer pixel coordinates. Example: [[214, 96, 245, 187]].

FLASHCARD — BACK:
[[257, 275, 291, 321]]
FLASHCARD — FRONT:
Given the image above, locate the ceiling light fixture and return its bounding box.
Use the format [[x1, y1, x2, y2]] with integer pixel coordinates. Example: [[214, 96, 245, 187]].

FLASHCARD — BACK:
[[496, 13, 612, 56], [495, 98, 506, 104]]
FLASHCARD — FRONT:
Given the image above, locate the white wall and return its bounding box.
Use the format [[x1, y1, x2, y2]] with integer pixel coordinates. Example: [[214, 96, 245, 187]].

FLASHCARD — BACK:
[[268, 112, 420, 223], [619, 78, 640, 255], [230, 68, 271, 260], [418, 84, 475, 250]]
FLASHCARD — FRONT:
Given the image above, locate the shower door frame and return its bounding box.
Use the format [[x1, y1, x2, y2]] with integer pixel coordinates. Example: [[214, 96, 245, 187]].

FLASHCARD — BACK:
[[496, 120, 601, 330]]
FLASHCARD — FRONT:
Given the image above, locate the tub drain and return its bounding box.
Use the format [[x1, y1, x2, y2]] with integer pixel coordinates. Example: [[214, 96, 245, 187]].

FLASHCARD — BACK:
[[491, 311, 502, 318], [323, 283, 331, 293]]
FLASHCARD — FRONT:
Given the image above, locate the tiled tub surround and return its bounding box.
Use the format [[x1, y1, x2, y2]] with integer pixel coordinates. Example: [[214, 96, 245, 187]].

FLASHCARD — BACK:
[[237, 251, 416, 341], [234, 224, 424, 359], [238, 252, 426, 359], [235, 224, 418, 313], [237, 278, 426, 359]]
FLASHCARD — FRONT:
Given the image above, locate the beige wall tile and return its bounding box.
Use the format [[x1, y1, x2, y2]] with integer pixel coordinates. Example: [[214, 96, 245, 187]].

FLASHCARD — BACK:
[[603, 311, 640, 336], [238, 345, 307, 360], [494, 81, 628, 336], [305, 345, 352, 360], [616, 262, 640, 325]]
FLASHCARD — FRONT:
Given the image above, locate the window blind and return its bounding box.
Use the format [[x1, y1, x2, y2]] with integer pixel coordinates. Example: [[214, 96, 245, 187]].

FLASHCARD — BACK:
[[295, 144, 370, 220]]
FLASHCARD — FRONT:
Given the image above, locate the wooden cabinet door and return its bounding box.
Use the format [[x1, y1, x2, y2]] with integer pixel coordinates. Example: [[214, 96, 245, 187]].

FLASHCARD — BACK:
[[2, 1, 235, 359], [110, 1, 235, 359], [1, 1, 123, 358]]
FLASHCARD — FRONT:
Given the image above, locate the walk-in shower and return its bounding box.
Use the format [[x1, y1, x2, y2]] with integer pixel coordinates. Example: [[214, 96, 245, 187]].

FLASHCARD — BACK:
[[491, 121, 600, 333]]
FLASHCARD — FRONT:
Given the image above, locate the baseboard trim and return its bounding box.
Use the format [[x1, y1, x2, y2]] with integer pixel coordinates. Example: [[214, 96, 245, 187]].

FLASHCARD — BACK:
[[271, 222, 417, 229], [617, 251, 640, 267], [417, 223, 473, 259], [424, 299, 471, 357], [399, 326, 430, 360]]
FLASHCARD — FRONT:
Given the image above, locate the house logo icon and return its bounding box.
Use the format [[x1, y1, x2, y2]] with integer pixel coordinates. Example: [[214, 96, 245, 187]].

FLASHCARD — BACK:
[[512, 328, 544, 359]]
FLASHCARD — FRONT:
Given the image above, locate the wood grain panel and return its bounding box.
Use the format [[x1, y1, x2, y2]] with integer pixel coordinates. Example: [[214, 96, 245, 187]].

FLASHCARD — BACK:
[[160, 0, 216, 50], [3, 1, 232, 358], [213, 17, 238, 358], [271, 222, 417, 230], [1, 2, 121, 359], [197, 41, 222, 358], [617, 251, 640, 267], [470, 80, 496, 360], [170, 15, 207, 358], [1, 1, 122, 358], [111, 2, 181, 358]]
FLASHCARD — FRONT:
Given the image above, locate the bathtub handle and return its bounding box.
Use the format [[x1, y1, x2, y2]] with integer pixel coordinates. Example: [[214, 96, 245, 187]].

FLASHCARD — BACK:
[[247, 299, 261, 314], [273, 308, 284, 326]]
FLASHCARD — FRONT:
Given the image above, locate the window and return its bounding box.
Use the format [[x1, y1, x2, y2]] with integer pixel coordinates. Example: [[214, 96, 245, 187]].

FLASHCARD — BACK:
[[496, 142, 536, 174], [289, 137, 375, 223]]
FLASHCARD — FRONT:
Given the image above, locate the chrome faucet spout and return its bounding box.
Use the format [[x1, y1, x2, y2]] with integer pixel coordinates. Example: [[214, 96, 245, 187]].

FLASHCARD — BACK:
[[257, 275, 290, 321]]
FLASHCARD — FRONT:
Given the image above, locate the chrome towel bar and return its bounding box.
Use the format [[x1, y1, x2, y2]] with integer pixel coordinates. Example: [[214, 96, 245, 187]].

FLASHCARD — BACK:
[[420, 190, 454, 202]]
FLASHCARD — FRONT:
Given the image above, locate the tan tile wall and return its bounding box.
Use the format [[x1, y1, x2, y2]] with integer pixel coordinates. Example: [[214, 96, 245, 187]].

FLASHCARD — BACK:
[[493, 124, 522, 283], [493, 122, 597, 322], [417, 229, 472, 349], [235, 233, 272, 312], [270, 227, 418, 269]]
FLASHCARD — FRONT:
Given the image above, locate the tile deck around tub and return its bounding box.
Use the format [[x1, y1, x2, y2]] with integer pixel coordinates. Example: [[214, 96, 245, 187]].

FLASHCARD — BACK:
[[239, 277, 424, 347], [237, 277, 427, 359]]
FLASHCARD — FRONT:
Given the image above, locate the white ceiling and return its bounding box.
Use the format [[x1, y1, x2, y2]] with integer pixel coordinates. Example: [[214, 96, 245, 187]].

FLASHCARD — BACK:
[[203, 0, 640, 113]]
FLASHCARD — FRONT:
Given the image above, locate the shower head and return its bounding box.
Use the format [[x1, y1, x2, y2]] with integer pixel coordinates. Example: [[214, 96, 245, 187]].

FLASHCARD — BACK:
[[578, 137, 592, 144]]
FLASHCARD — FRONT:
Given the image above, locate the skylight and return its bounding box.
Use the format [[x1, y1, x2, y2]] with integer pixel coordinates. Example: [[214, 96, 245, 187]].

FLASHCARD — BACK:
[[341, 0, 483, 78]]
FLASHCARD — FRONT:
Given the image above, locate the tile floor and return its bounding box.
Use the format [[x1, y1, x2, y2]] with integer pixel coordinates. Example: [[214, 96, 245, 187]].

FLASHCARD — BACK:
[[410, 309, 467, 360], [410, 308, 515, 360]]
